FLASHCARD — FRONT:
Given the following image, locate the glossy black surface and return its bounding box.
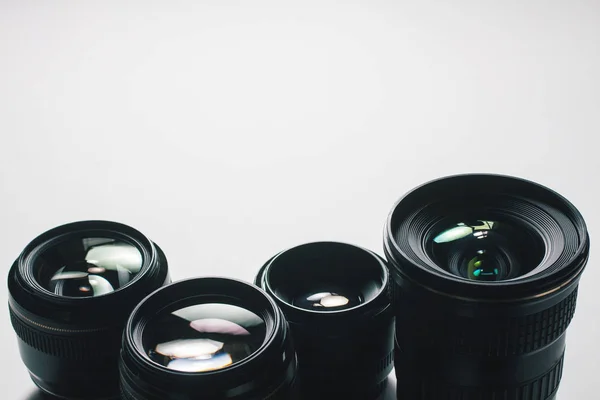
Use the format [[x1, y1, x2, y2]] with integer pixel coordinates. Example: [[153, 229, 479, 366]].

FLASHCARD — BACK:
[[256, 242, 394, 399], [385, 174, 590, 399], [8, 221, 170, 400]]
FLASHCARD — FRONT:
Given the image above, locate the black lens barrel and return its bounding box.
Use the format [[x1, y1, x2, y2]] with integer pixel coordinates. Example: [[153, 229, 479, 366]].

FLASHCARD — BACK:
[[119, 277, 298, 400], [391, 274, 579, 399], [8, 220, 170, 399], [6, 175, 590, 400], [255, 242, 394, 399], [384, 174, 590, 399]]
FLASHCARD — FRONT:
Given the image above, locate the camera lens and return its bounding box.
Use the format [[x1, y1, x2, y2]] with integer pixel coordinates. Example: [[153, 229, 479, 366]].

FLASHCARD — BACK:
[[119, 277, 297, 400], [255, 242, 394, 399], [384, 174, 590, 399], [8, 221, 170, 400]]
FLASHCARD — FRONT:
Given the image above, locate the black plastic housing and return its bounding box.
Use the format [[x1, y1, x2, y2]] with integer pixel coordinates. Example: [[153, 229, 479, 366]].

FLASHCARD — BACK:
[[7, 220, 170, 400], [119, 277, 298, 400], [255, 242, 394, 399], [384, 174, 590, 399]]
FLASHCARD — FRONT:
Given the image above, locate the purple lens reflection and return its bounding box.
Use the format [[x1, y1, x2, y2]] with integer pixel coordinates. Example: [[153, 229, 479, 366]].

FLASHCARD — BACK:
[[145, 303, 266, 373]]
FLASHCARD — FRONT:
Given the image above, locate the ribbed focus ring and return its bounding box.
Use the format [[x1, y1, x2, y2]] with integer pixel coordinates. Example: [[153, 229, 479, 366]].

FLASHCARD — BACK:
[[394, 285, 578, 356], [377, 348, 394, 374], [120, 385, 135, 400], [9, 308, 118, 360], [399, 354, 564, 400], [453, 290, 576, 356]]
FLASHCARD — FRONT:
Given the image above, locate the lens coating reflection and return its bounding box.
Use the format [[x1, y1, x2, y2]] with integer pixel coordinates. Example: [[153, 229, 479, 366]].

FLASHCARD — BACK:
[[430, 219, 544, 281], [145, 303, 266, 373], [292, 287, 363, 311], [34, 237, 143, 297]]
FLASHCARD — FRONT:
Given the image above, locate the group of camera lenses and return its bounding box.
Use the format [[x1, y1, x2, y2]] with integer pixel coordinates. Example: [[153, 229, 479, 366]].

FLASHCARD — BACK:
[[8, 174, 590, 400]]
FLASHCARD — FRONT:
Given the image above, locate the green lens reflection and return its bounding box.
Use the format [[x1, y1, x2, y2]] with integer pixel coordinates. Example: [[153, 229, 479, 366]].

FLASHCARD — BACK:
[[466, 251, 500, 281], [431, 220, 507, 281]]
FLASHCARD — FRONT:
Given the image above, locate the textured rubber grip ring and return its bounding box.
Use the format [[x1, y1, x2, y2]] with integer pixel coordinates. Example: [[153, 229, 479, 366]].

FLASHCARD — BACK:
[[397, 352, 564, 400], [394, 285, 578, 356], [9, 307, 119, 360]]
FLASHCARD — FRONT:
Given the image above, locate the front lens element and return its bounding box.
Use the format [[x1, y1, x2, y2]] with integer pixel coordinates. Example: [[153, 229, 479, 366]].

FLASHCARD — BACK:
[[292, 288, 363, 310], [34, 237, 143, 297], [429, 219, 545, 281], [145, 303, 266, 372]]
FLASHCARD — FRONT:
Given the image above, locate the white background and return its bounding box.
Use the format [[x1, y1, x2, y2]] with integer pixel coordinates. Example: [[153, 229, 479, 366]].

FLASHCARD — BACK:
[[0, 1, 598, 399]]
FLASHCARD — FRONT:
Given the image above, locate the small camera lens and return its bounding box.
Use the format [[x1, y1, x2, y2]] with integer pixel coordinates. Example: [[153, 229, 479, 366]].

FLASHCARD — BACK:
[[120, 277, 297, 400], [255, 242, 394, 399], [384, 174, 590, 399], [8, 221, 170, 399]]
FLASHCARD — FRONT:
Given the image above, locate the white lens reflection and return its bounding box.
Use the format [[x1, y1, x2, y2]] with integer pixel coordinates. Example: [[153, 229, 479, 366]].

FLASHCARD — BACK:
[[433, 226, 473, 243], [320, 295, 350, 307], [116, 265, 132, 287], [306, 292, 332, 302], [87, 266, 106, 274], [155, 338, 224, 359], [88, 275, 115, 296], [173, 304, 264, 329], [433, 221, 497, 244], [44, 238, 143, 297], [307, 292, 350, 307], [190, 319, 251, 336], [147, 303, 266, 373], [167, 353, 234, 372], [293, 288, 362, 311], [85, 243, 143, 273], [50, 271, 89, 281]]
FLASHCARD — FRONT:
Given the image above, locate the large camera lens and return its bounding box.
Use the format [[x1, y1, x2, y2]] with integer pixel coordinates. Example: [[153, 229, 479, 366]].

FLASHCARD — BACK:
[[255, 242, 394, 399], [384, 174, 590, 399], [7, 221, 170, 399], [119, 277, 297, 399]]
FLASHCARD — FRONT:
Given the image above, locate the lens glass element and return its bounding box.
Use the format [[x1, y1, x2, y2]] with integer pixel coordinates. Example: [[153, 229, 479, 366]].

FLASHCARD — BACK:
[[144, 303, 266, 373], [429, 219, 545, 281], [292, 286, 363, 310], [34, 237, 143, 297]]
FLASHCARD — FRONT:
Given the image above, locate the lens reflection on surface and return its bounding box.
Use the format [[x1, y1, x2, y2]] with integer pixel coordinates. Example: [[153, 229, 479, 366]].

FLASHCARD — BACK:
[[292, 289, 362, 311], [36, 237, 143, 297], [145, 303, 266, 373], [430, 219, 544, 281]]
